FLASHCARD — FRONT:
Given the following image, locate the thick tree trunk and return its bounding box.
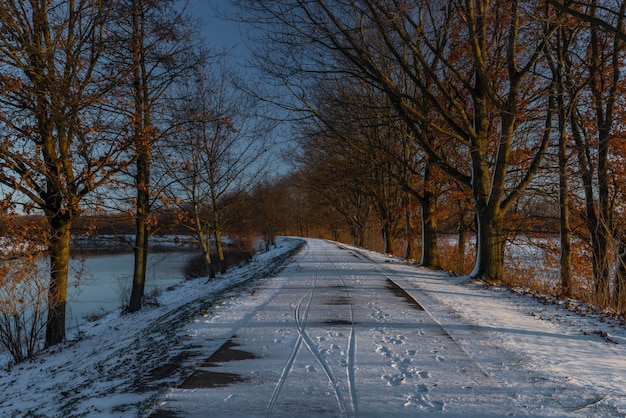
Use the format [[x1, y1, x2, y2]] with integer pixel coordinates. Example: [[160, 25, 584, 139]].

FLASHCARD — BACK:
[[472, 208, 505, 283], [129, 229, 148, 311], [352, 224, 365, 247], [45, 218, 72, 348]]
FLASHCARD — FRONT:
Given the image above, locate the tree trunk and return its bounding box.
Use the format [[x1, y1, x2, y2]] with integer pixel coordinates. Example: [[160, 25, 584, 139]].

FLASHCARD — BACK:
[[214, 229, 227, 274], [353, 224, 365, 247], [127, 0, 151, 313], [556, 62, 572, 297], [472, 208, 505, 283], [193, 199, 215, 279], [587, 2, 624, 308], [128, 169, 149, 312], [558, 144, 572, 297], [614, 238, 626, 314], [382, 223, 393, 254], [592, 231, 611, 306], [403, 203, 413, 260], [209, 183, 227, 274], [550, 22, 573, 298], [421, 190, 440, 269], [202, 239, 216, 280], [456, 220, 467, 274], [44, 218, 72, 348]]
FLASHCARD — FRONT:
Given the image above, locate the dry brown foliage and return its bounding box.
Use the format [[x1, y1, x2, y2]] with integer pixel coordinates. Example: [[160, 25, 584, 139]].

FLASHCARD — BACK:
[[0, 210, 52, 363]]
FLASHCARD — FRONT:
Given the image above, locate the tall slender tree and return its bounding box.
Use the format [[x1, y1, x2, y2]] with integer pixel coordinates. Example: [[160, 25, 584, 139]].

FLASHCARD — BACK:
[[562, 0, 626, 307], [110, 0, 195, 312], [545, 4, 586, 297]]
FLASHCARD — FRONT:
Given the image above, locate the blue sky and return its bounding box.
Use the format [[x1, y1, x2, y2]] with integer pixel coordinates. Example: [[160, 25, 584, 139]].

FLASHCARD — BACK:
[[185, 0, 246, 55]]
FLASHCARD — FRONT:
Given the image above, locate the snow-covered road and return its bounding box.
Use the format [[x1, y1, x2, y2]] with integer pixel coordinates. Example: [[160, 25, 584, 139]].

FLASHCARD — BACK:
[[148, 239, 626, 417]]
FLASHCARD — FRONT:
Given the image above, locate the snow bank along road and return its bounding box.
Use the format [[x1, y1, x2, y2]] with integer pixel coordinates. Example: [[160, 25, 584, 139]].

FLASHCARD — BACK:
[[148, 238, 626, 417]]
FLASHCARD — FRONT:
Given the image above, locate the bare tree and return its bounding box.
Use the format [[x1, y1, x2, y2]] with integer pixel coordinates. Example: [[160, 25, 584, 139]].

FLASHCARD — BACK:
[[161, 58, 272, 275], [109, 0, 195, 311], [0, 0, 130, 347]]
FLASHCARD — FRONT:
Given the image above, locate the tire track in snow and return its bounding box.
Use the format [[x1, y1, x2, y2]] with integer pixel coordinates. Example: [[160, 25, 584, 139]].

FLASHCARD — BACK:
[[264, 243, 318, 417], [324, 245, 359, 417], [264, 289, 309, 417], [293, 287, 349, 417], [265, 245, 350, 417]]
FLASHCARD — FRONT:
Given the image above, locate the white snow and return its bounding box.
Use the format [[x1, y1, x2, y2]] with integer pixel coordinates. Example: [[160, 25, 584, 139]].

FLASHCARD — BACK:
[[1, 237, 626, 417]]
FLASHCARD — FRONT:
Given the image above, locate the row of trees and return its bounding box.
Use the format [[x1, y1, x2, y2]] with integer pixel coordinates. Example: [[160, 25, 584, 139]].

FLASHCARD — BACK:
[[240, 0, 626, 313], [0, 0, 272, 356]]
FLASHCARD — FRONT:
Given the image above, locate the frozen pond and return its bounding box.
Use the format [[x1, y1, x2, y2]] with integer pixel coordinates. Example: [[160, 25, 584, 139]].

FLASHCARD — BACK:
[[66, 251, 197, 329]]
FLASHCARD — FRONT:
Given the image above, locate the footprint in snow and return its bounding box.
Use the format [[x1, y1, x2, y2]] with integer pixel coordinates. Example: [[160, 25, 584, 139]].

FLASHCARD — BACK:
[[404, 391, 443, 412], [431, 349, 445, 362], [382, 373, 405, 386], [382, 335, 406, 345], [376, 345, 392, 358]]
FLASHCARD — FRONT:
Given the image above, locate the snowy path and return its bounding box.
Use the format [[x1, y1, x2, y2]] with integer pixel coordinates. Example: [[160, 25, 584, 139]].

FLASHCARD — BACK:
[[147, 238, 623, 417]]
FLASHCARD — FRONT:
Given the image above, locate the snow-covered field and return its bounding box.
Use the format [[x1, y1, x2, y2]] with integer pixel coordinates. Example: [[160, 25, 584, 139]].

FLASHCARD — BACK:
[[2, 238, 626, 417]]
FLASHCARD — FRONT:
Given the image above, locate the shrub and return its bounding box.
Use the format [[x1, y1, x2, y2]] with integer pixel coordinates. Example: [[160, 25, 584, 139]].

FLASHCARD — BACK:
[[182, 248, 255, 280], [0, 212, 51, 364], [0, 255, 49, 364], [183, 254, 209, 280]]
